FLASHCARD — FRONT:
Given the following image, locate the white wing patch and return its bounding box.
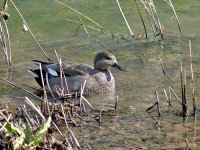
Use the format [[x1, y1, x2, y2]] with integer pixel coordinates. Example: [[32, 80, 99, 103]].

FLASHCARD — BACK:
[[47, 67, 59, 76]]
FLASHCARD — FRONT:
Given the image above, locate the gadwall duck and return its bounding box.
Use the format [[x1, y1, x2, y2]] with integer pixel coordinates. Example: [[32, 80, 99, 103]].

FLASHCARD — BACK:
[[28, 52, 125, 95]]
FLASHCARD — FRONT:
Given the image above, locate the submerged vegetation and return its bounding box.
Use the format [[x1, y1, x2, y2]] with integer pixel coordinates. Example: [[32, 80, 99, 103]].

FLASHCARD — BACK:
[[0, 0, 200, 149]]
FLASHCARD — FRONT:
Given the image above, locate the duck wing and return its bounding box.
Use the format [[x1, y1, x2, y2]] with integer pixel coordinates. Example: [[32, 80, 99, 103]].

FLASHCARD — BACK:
[[32, 60, 95, 76], [45, 62, 94, 76]]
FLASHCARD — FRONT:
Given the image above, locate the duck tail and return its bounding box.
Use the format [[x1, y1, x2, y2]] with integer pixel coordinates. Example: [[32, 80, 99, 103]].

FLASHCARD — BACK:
[[28, 69, 40, 78], [28, 69, 47, 87]]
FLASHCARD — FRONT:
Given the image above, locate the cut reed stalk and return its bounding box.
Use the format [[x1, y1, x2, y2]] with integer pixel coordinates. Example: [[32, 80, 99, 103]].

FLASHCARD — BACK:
[[169, 86, 182, 105], [180, 61, 187, 117], [189, 40, 196, 115], [164, 88, 171, 106]]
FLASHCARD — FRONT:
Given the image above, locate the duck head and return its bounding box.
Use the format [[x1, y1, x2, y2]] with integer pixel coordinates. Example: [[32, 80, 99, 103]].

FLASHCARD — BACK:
[[94, 52, 126, 71]]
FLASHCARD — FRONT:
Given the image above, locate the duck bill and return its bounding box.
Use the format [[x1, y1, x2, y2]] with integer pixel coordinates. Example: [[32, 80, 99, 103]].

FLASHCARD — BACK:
[[112, 63, 127, 72]]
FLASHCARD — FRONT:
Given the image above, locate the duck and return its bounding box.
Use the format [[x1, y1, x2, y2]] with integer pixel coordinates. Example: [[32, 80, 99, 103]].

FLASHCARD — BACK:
[[28, 52, 125, 95]]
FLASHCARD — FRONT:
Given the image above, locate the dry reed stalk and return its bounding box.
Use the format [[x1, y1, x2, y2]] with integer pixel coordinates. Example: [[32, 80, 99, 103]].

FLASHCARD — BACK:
[[149, 0, 164, 38], [54, 0, 105, 31], [0, 77, 44, 102], [79, 80, 86, 115], [115, 95, 118, 111], [61, 104, 80, 149], [82, 96, 95, 110], [9, 0, 51, 62], [148, 0, 163, 39], [3, 0, 8, 11], [135, 0, 148, 38], [145, 8, 157, 38], [158, 55, 166, 76], [164, 0, 181, 34], [189, 40, 196, 115], [115, 0, 135, 37], [59, 59, 65, 95], [0, 111, 11, 123], [164, 88, 171, 106], [0, 18, 11, 68], [193, 115, 197, 144], [169, 86, 182, 105], [78, 14, 90, 38], [168, 86, 172, 105], [139, 0, 163, 39], [45, 73, 56, 100], [24, 97, 46, 121], [183, 69, 187, 115], [93, 38, 113, 53], [180, 61, 187, 117], [0, 0, 11, 69], [185, 138, 189, 149], [64, 19, 101, 32], [155, 91, 161, 119], [61, 104, 69, 130], [64, 14, 112, 53], [69, 130, 81, 149], [146, 101, 157, 112], [54, 50, 70, 95], [21, 105, 36, 128], [0, 112, 11, 131], [39, 63, 50, 116], [52, 121, 72, 148]]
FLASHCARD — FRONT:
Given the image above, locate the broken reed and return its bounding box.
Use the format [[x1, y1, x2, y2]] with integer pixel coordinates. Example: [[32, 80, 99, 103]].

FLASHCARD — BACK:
[[147, 40, 197, 118], [135, 0, 181, 40], [179, 40, 196, 116], [0, 77, 94, 149], [180, 61, 187, 117]]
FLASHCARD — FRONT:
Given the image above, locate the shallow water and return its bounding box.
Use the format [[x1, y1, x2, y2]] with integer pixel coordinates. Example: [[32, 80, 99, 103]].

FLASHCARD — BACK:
[[1, 0, 200, 149]]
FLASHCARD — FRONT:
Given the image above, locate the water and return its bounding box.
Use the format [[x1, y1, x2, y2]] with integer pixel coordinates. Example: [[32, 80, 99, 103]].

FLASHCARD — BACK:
[[1, 0, 200, 149]]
